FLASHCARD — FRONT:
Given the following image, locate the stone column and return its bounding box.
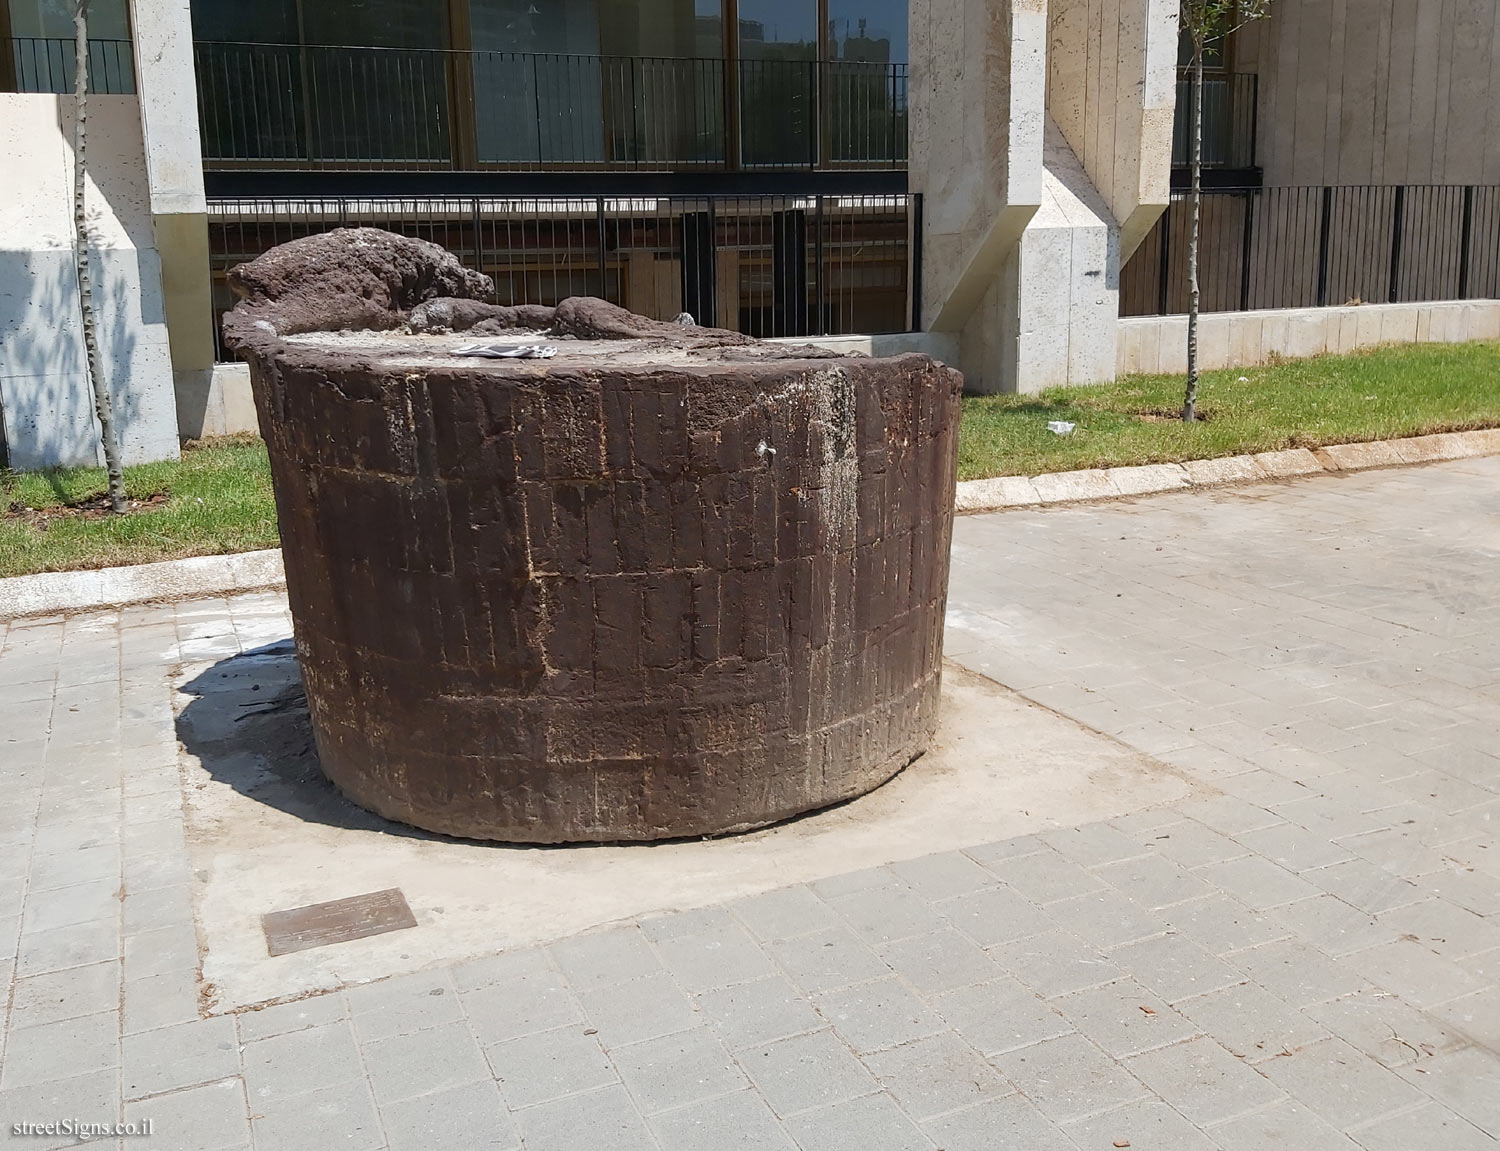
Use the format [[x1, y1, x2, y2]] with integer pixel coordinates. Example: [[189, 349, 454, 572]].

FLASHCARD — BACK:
[[128, 0, 217, 439]]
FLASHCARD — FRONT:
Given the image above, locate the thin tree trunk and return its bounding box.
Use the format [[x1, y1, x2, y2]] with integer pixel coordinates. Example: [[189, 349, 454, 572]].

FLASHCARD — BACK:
[[73, 0, 126, 513], [1183, 37, 1204, 423]]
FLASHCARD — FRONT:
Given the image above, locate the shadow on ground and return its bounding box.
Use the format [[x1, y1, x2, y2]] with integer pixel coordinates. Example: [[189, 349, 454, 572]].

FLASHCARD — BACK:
[[175, 641, 442, 841]]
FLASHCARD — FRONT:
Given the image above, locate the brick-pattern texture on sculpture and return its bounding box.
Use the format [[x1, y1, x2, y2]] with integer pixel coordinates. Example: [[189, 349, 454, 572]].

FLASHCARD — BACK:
[[249, 345, 963, 842]]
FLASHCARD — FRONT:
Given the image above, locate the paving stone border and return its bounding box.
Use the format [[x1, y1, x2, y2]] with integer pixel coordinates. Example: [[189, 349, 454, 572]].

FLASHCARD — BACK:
[[955, 427, 1500, 513], [3, 428, 1498, 620]]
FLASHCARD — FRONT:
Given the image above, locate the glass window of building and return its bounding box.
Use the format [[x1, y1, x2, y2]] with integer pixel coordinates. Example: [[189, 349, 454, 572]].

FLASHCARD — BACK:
[[827, 0, 904, 62], [7, 0, 132, 91], [736, 0, 816, 60]]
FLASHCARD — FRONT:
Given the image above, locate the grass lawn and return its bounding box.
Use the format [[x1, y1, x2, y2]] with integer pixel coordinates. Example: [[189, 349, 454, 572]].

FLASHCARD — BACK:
[[1, 436, 278, 579], [959, 341, 1500, 480], [3, 342, 1498, 577]]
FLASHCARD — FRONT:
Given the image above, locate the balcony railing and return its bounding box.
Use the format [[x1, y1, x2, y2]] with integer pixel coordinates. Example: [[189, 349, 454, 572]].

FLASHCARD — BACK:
[[1172, 72, 1257, 170], [194, 42, 908, 172], [3, 37, 135, 94]]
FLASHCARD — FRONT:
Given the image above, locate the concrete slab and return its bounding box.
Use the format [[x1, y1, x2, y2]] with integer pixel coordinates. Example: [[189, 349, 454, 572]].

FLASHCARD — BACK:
[[173, 658, 1196, 1011]]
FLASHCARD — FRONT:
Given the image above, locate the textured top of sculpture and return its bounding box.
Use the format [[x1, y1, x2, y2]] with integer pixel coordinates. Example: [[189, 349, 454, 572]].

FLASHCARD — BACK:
[[222, 226, 842, 368]]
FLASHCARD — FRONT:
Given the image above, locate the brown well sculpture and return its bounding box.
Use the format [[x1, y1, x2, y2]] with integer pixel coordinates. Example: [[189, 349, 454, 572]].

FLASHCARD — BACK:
[[224, 228, 963, 842]]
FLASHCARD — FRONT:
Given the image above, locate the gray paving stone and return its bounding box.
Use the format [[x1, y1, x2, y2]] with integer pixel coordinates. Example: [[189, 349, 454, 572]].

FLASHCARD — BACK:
[[1175, 979, 1329, 1062], [1158, 893, 1288, 957], [864, 1031, 1010, 1120], [927, 978, 1074, 1057], [992, 1032, 1147, 1124], [1230, 939, 1372, 1008], [742, 1027, 875, 1117], [1263, 893, 1397, 957], [1093, 853, 1218, 910], [122, 924, 198, 981], [1041, 823, 1152, 868], [1043, 888, 1168, 949], [782, 1090, 933, 1151], [1350, 1101, 1500, 1151], [234, 992, 348, 1042], [1195, 854, 1325, 910], [9, 960, 119, 1029], [1428, 985, 1500, 1053], [1374, 897, 1500, 959], [920, 1094, 1073, 1151], [695, 975, 823, 1050], [2, 1010, 120, 1090], [0, 1070, 120, 1151], [878, 928, 1005, 995], [346, 968, 462, 1042], [577, 971, 700, 1049], [813, 975, 945, 1054], [1258, 1036, 1427, 1129], [483, 1024, 617, 1108], [549, 925, 662, 992], [250, 1080, 384, 1151], [450, 946, 555, 993], [827, 883, 950, 945], [1054, 978, 1198, 1058], [1306, 988, 1467, 1069], [1398, 1046, 1500, 1140], [1307, 858, 1427, 915], [611, 1026, 747, 1114], [460, 962, 583, 1045], [887, 851, 998, 901], [242, 1020, 366, 1101], [985, 930, 1122, 999], [17, 918, 120, 976], [729, 884, 841, 942], [654, 920, 778, 992], [977, 847, 1106, 905], [514, 1083, 658, 1151], [767, 925, 890, 994], [1173, 795, 1284, 837], [810, 866, 900, 900], [1061, 1098, 1220, 1151], [122, 1016, 238, 1101], [1124, 1035, 1284, 1126], [1341, 937, 1485, 1007], [1109, 932, 1245, 1005], [940, 884, 1053, 948], [1206, 1098, 1362, 1151], [638, 905, 735, 942], [1142, 821, 1250, 869], [122, 968, 200, 1035], [361, 1018, 490, 1105], [122, 882, 194, 935], [377, 1078, 519, 1151], [122, 1078, 250, 1151], [647, 1090, 795, 1151]]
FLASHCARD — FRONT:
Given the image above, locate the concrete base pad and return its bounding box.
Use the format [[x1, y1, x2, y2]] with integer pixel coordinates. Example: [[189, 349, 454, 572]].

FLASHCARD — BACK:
[[172, 652, 1198, 1012]]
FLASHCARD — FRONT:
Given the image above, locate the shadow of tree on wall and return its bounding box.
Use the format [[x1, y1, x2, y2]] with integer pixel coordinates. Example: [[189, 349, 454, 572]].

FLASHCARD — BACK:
[[0, 243, 142, 473]]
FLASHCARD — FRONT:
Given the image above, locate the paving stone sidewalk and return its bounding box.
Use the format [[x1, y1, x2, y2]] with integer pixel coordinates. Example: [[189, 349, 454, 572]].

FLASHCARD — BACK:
[[1, 457, 1498, 1150]]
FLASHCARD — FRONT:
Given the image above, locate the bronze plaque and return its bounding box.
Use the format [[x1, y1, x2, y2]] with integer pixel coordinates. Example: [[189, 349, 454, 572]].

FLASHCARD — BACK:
[[262, 888, 417, 957]]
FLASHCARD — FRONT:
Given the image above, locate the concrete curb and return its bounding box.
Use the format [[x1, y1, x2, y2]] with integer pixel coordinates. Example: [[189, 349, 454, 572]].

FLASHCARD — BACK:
[[955, 428, 1500, 514], [0, 550, 285, 622]]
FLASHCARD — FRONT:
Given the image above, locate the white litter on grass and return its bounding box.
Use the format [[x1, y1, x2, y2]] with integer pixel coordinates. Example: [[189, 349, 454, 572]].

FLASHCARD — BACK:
[[452, 343, 558, 359], [1046, 421, 1076, 436]]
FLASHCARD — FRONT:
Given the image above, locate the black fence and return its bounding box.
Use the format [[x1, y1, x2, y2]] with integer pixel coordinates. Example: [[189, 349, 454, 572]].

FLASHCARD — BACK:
[[1123, 184, 1500, 316], [1172, 73, 1257, 170], [3, 37, 135, 94], [207, 193, 918, 361], [194, 42, 908, 173]]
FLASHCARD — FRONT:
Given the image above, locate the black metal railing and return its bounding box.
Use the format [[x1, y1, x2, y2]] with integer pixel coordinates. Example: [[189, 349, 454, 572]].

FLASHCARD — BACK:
[[194, 42, 908, 172], [1122, 184, 1500, 316], [207, 193, 918, 360], [4, 37, 135, 94], [1172, 72, 1256, 170]]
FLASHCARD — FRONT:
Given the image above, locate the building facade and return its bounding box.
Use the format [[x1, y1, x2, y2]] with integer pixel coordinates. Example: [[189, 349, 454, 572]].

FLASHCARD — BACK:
[[2, 0, 1498, 466]]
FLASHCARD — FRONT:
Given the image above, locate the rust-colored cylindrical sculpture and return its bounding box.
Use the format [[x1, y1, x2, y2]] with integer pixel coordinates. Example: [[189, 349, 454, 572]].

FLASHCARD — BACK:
[[225, 229, 962, 842]]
